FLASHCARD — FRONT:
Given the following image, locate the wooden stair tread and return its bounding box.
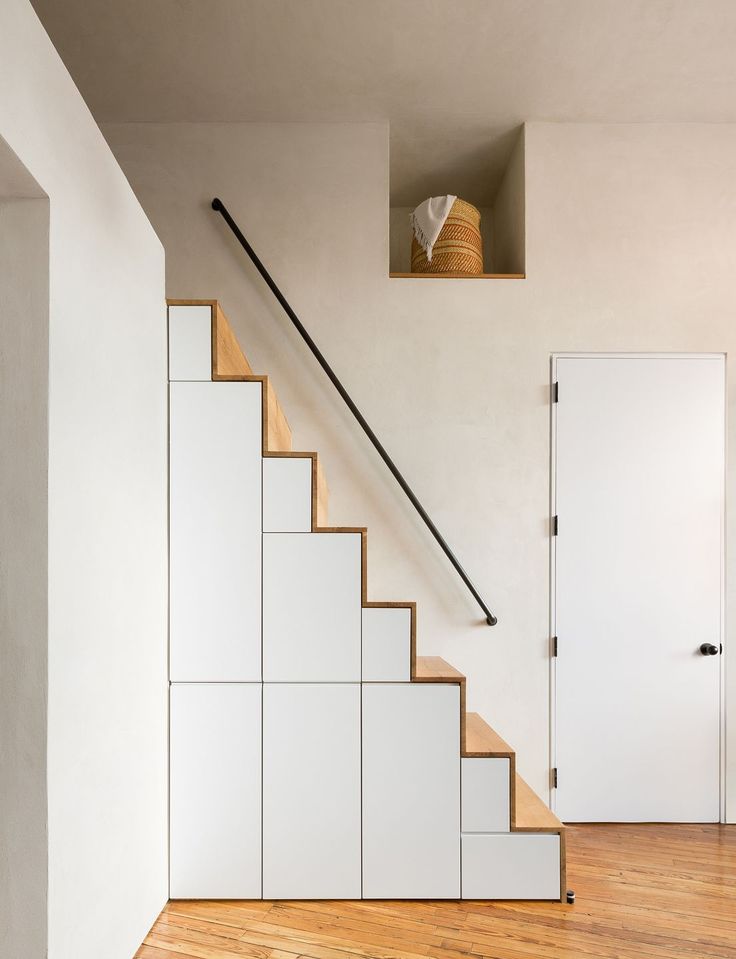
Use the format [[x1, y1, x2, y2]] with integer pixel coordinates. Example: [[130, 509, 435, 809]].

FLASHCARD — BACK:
[[513, 774, 564, 833], [413, 656, 465, 683], [464, 712, 514, 758]]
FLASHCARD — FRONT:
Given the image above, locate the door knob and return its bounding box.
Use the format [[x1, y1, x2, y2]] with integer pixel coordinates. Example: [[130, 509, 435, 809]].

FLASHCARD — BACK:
[[699, 643, 719, 656]]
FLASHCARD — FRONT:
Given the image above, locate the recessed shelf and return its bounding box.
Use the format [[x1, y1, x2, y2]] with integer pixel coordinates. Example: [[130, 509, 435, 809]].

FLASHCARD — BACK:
[[389, 129, 526, 276], [389, 272, 525, 280]]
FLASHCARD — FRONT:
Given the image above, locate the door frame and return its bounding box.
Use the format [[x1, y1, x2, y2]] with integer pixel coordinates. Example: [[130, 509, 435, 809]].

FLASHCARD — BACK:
[[549, 352, 727, 823]]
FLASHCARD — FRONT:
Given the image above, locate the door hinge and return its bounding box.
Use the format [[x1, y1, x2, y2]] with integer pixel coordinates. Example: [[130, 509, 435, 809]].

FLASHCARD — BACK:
[[552, 515, 558, 536], [552, 767, 558, 789], [552, 381, 559, 403], [552, 635, 558, 657]]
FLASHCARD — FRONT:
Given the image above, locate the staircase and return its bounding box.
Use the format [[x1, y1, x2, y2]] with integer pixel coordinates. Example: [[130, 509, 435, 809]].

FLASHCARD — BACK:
[[167, 299, 566, 902]]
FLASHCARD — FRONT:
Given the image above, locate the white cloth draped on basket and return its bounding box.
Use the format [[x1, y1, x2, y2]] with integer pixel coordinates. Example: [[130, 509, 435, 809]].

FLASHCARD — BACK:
[[409, 195, 457, 262]]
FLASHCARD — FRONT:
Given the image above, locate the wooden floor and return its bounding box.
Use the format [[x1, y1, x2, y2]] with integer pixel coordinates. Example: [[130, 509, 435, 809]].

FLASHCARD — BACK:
[[136, 824, 736, 959]]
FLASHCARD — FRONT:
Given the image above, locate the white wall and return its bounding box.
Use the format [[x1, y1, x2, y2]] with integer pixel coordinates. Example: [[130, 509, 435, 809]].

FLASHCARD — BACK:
[[0, 3, 168, 957], [103, 119, 736, 819]]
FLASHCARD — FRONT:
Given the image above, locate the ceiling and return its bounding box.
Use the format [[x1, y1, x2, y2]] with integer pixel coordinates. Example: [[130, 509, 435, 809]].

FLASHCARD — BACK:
[[31, 0, 736, 205]]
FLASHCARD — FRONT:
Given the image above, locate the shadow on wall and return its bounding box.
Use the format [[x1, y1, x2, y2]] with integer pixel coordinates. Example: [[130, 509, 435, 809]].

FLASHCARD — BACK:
[[0, 135, 50, 959]]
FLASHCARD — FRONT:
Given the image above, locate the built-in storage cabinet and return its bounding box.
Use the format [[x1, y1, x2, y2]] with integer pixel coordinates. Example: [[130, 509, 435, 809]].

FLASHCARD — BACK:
[[170, 381, 263, 681], [362, 684, 460, 898], [461, 757, 511, 832], [166, 303, 563, 903], [362, 606, 411, 681], [168, 304, 212, 381], [262, 532, 362, 681], [170, 683, 262, 898], [263, 684, 362, 899], [462, 833, 561, 900], [263, 456, 313, 532]]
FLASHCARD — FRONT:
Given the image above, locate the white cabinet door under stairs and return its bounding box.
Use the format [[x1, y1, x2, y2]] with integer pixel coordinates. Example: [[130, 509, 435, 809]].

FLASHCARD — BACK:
[[462, 757, 510, 832], [263, 684, 361, 899], [462, 834, 561, 900], [170, 381, 262, 681], [170, 683, 262, 898], [167, 301, 566, 902], [263, 455, 313, 532], [263, 532, 362, 682], [362, 606, 412, 682], [362, 683, 461, 899]]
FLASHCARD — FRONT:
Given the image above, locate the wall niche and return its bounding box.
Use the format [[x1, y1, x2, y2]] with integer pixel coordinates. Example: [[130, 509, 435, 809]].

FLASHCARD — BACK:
[[388, 127, 525, 279]]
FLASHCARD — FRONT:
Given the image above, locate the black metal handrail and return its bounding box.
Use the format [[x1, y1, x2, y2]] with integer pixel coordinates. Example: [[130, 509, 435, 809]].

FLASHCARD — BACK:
[[211, 197, 497, 626]]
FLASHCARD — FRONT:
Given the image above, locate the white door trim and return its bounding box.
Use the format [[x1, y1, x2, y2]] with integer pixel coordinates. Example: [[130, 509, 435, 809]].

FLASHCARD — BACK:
[[549, 352, 727, 822]]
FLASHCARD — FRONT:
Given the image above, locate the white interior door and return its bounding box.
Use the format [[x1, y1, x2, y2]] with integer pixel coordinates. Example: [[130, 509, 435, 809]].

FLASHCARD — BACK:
[[553, 355, 724, 823]]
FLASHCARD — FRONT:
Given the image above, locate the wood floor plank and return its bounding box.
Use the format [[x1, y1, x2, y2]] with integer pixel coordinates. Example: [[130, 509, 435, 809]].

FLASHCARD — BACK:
[[452, 899, 736, 949], [136, 825, 736, 959], [156, 914, 249, 941], [152, 920, 273, 955], [269, 903, 446, 947], [287, 900, 440, 935], [240, 916, 432, 959], [145, 933, 271, 959], [136, 945, 205, 959]]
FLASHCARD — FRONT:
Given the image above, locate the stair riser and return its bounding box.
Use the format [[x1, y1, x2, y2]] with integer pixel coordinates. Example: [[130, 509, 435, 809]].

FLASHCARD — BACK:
[[462, 834, 562, 900], [168, 304, 213, 381], [462, 758, 511, 832], [362, 606, 412, 682], [263, 456, 313, 532]]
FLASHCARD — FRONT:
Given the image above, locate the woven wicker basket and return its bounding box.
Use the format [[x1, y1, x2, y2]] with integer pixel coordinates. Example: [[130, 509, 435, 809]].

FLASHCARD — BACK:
[[411, 198, 483, 275]]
